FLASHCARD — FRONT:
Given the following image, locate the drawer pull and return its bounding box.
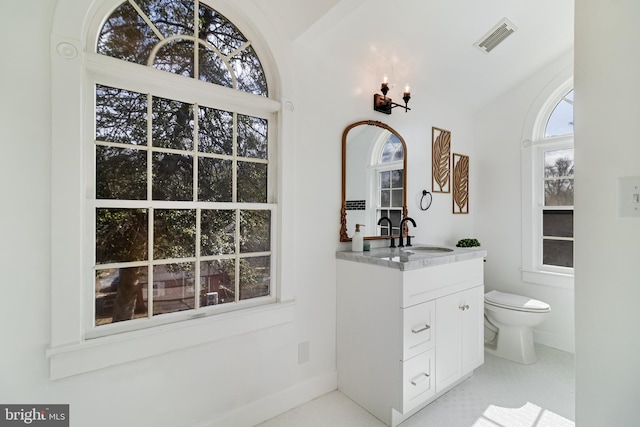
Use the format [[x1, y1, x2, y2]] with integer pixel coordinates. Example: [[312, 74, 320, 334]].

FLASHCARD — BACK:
[[410, 372, 430, 386], [459, 304, 469, 311], [411, 324, 430, 334]]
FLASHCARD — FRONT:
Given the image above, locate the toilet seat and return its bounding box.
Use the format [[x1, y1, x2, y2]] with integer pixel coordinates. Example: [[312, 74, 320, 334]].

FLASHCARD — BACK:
[[484, 290, 550, 313]]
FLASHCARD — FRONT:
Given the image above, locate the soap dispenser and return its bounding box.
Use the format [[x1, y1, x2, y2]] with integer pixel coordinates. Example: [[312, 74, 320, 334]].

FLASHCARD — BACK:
[[352, 224, 364, 252]]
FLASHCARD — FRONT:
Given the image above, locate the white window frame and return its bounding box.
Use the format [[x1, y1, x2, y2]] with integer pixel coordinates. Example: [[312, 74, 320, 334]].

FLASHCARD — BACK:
[[47, 0, 294, 380], [86, 60, 278, 338], [521, 77, 574, 289]]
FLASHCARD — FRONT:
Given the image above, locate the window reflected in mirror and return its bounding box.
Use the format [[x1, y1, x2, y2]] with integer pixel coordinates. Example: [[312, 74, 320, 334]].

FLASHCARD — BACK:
[[341, 121, 407, 241]]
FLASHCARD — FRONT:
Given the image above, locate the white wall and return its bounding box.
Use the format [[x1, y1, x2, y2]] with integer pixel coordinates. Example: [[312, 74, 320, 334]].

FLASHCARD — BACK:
[[0, 1, 337, 426], [474, 51, 575, 353], [0, 0, 58, 404], [290, 0, 478, 251], [2, 0, 595, 425], [0, 1, 475, 426], [574, 0, 640, 425]]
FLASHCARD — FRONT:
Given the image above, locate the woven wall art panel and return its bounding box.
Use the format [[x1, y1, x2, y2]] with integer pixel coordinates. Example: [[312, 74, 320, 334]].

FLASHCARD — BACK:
[[452, 153, 469, 214], [432, 127, 451, 193]]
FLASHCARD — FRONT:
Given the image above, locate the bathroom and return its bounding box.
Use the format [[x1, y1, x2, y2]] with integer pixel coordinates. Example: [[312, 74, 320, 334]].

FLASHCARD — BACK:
[[1, 1, 640, 426]]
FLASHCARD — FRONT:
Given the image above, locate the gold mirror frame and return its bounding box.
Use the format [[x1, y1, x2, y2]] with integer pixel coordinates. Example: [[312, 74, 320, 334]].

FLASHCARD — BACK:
[[340, 120, 408, 242]]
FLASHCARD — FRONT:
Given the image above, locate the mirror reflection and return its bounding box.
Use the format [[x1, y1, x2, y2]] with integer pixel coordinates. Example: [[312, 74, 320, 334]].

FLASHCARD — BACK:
[[340, 121, 407, 241]]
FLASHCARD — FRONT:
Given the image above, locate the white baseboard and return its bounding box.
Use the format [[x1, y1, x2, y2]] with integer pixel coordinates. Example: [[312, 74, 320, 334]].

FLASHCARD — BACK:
[[533, 328, 575, 354], [194, 371, 338, 427]]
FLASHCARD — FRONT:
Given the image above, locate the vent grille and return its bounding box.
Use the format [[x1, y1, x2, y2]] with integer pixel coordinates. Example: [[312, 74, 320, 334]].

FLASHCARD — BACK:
[[474, 18, 517, 53]]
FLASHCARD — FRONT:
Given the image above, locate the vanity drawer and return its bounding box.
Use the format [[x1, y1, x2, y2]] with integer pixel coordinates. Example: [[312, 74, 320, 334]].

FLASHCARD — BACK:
[[402, 300, 435, 360], [401, 348, 435, 413], [402, 258, 484, 307]]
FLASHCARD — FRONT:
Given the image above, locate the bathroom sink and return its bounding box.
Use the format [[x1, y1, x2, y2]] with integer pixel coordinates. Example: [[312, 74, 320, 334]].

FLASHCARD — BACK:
[[406, 246, 454, 253]]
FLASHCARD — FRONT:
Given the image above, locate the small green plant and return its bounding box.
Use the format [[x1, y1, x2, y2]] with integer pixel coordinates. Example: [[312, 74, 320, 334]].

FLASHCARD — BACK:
[[456, 238, 481, 248]]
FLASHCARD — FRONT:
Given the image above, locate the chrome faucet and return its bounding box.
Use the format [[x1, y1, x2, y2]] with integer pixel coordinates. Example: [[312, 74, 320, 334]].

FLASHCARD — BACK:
[[398, 217, 416, 247], [377, 216, 396, 248]]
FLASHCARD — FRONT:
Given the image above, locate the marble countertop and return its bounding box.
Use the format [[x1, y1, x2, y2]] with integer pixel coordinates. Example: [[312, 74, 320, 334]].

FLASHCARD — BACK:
[[336, 244, 487, 271]]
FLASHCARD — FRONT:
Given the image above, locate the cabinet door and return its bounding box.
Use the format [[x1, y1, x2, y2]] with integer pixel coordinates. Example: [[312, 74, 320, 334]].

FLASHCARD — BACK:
[[461, 285, 485, 375], [435, 292, 462, 392]]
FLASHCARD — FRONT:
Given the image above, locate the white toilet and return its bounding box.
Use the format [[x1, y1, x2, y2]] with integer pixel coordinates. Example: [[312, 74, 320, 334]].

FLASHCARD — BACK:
[[484, 290, 551, 364]]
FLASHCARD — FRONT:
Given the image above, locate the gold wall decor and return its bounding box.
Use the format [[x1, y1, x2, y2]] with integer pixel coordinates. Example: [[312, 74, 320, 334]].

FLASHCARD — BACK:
[[452, 153, 469, 214], [432, 127, 451, 193]]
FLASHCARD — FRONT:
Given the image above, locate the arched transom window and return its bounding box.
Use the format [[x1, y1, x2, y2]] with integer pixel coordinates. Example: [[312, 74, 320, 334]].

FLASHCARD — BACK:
[[544, 89, 574, 138], [98, 0, 267, 95]]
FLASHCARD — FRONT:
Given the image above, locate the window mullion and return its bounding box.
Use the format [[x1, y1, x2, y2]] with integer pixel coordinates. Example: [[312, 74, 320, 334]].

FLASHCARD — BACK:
[[235, 209, 241, 303], [147, 94, 153, 201], [233, 112, 240, 302], [543, 205, 573, 211], [147, 93, 154, 319], [542, 235, 573, 241], [148, 208, 154, 319], [545, 175, 574, 181], [233, 112, 238, 203], [193, 100, 200, 310], [193, 103, 199, 202], [195, 207, 201, 310], [193, 1, 199, 81]]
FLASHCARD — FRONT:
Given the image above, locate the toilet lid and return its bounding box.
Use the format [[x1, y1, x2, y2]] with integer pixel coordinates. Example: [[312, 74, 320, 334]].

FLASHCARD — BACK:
[[484, 290, 550, 312]]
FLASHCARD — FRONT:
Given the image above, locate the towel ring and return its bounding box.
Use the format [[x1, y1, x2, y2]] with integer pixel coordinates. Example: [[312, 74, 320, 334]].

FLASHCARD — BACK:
[[420, 190, 432, 211]]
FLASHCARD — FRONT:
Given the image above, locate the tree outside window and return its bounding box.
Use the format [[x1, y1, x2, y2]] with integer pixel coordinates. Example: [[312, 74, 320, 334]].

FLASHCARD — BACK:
[[539, 89, 574, 271], [542, 148, 574, 268], [93, 1, 274, 329]]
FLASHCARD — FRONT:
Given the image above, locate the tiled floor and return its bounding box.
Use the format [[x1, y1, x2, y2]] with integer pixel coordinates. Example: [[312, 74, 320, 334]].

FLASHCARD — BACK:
[[257, 345, 575, 427]]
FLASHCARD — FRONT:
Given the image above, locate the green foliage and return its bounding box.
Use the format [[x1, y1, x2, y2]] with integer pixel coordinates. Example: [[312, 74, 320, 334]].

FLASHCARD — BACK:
[[96, 208, 148, 263], [456, 238, 481, 248], [93, 0, 273, 324], [96, 0, 268, 95]]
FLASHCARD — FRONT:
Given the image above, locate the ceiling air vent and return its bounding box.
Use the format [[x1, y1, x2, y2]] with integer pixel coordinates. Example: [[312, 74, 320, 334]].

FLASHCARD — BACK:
[[474, 18, 517, 53]]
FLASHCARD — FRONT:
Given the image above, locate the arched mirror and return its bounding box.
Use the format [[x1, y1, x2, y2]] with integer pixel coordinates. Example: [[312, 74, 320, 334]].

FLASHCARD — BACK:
[[340, 120, 408, 241]]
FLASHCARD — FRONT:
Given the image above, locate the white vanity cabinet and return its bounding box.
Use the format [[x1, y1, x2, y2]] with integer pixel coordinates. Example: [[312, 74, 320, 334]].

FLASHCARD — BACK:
[[336, 253, 485, 427]]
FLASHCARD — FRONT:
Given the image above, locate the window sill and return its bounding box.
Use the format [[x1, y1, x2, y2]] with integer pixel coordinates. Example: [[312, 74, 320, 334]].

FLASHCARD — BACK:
[[521, 269, 574, 289], [46, 300, 295, 380]]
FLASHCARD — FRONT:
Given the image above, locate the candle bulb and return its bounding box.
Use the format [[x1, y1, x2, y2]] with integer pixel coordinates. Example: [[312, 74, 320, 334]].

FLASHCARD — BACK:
[[402, 84, 411, 110], [380, 77, 390, 97]]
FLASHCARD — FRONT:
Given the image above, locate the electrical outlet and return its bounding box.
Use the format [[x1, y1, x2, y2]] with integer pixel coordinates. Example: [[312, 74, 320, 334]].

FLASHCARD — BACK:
[[298, 341, 310, 364]]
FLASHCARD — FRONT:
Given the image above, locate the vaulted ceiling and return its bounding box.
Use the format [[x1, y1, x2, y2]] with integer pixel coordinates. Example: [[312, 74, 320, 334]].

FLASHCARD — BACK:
[[253, 0, 574, 113]]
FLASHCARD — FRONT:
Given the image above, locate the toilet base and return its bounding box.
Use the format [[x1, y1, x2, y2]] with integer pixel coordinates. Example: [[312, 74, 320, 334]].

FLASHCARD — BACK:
[[484, 325, 538, 364]]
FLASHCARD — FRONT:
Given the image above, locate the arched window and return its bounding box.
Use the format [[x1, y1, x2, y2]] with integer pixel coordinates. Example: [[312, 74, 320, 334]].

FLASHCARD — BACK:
[[48, 0, 291, 378], [540, 90, 574, 269], [91, 1, 275, 334], [522, 81, 574, 288], [373, 134, 404, 236]]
